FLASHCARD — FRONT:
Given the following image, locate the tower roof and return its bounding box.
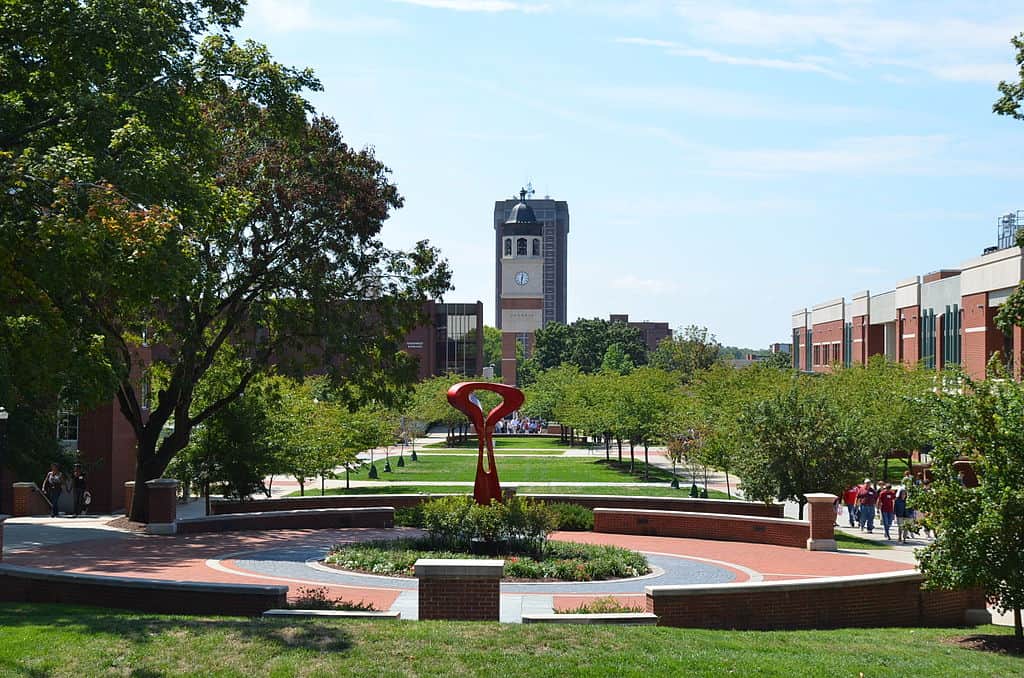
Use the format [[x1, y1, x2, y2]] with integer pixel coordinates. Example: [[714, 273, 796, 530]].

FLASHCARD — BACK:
[[506, 188, 537, 224]]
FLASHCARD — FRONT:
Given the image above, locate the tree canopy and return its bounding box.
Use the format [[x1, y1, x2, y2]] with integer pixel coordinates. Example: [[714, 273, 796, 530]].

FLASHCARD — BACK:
[[531, 318, 647, 374]]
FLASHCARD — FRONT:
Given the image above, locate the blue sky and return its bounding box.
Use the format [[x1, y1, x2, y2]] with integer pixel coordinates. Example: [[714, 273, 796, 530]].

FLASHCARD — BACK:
[[238, 0, 1024, 347]]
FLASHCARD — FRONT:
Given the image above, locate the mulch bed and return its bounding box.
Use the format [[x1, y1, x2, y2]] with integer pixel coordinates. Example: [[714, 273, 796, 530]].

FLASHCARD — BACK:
[[947, 634, 1024, 656], [104, 517, 148, 533]]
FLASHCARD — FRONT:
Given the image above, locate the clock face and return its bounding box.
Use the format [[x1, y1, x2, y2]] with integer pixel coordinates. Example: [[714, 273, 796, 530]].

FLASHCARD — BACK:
[[514, 271, 529, 286]]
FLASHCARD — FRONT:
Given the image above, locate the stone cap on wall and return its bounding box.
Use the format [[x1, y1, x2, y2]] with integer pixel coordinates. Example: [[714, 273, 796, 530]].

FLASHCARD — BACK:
[[12, 482, 40, 488], [804, 493, 838, 503], [145, 478, 179, 489], [646, 569, 921, 597], [522, 613, 658, 625], [414, 559, 505, 579]]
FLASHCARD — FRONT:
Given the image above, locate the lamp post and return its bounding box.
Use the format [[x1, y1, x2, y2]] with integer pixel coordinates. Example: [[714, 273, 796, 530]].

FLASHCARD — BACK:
[[0, 407, 9, 511]]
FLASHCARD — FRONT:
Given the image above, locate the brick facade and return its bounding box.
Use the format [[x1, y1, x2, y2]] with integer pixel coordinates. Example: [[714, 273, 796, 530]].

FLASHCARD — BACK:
[[897, 305, 920, 366], [647, 573, 987, 630], [175, 507, 394, 534], [415, 560, 503, 621], [11, 483, 50, 517], [851, 315, 868, 365], [811, 319, 844, 373], [593, 509, 816, 549], [961, 292, 1007, 380], [0, 564, 286, 616]]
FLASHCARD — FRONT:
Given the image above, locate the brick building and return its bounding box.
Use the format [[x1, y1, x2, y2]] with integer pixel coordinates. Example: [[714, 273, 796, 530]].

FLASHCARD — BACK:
[[791, 214, 1024, 380], [609, 314, 672, 352]]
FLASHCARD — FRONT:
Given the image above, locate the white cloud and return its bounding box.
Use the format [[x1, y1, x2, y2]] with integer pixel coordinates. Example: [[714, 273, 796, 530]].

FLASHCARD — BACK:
[[616, 37, 847, 79], [668, 2, 1023, 83], [392, 0, 549, 12]]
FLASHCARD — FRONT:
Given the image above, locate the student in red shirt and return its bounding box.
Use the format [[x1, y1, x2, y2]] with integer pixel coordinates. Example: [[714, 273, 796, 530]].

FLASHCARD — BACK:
[[878, 483, 897, 540], [856, 480, 878, 534], [843, 485, 860, 528]]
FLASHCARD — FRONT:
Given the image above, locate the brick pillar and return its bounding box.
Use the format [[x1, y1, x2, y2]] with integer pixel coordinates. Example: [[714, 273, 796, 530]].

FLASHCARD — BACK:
[[12, 482, 49, 517], [124, 481, 135, 516], [1014, 326, 1023, 382], [805, 493, 838, 551], [0, 514, 7, 560], [144, 479, 179, 534], [415, 559, 504, 621]]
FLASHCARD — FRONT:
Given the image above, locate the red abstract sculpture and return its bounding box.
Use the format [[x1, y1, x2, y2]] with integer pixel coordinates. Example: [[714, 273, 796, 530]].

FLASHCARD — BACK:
[[446, 382, 525, 505]]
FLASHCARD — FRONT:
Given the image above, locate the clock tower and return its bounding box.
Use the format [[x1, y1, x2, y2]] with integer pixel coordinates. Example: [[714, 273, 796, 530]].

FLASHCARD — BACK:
[[497, 188, 545, 385]]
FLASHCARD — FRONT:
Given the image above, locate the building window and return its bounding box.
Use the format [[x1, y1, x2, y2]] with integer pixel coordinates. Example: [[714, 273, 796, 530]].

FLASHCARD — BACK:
[[532, 238, 541, 256], [504, 239, 512, 257], [57, 407, 79, 444], [516, 238, 528, 256]]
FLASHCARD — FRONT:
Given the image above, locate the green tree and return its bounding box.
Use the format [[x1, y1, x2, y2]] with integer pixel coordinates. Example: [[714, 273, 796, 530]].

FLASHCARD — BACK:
[[532, 318, 646, 373], [482, 326, 502, 377], [600, 343, 635, 375], [616, 367, 678, 479], [916, 371, 1024, 639], [649, 326, 722, 382], [736, 383, 869, 519], [1, 1, 451, 520]]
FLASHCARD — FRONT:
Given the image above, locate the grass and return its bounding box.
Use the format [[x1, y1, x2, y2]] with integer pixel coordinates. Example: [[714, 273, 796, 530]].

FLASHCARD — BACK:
[[424, 437, 573, 450], [1, 603, 1019, 677], [286, 484, 734, 500], [835, 529, 895, 550], [349, 456, 680, 484]]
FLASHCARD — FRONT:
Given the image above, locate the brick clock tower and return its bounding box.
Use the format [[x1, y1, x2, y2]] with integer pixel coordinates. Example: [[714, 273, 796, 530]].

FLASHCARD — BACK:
[[497, 189, 545, 385]]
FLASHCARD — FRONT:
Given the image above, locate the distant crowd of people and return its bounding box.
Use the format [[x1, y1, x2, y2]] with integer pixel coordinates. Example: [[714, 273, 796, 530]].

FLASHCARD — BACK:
[[841, 470, 930, 543], [493, 416, 546, 434], [41, 462, 90, 518]]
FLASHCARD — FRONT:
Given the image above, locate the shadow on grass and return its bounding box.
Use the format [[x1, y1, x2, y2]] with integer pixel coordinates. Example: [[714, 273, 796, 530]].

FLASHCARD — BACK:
[[0, 602, 355, 654]]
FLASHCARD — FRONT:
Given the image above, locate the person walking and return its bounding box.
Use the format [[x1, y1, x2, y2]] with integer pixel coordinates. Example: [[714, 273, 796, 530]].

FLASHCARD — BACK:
[[843, 484, 860, 528], [856, 479, 878, 534], [71, 463, 89, 517], [42, 463, 63, 518], [894, 485, 909, 543], [878, 483, 897, 540]]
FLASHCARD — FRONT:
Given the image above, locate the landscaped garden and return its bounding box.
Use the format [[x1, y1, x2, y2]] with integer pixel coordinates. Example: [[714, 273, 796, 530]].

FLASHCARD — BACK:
[[325, 496, 648, 581], [2, 603, 1020, 677], [350, 456, 680, 484], [423, 436, 575, 450]]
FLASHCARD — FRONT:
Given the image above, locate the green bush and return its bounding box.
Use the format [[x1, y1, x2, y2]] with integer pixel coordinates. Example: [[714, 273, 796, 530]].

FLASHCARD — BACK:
[[325, 538, 650, 582], [555, 596, 644, 614], [416, 496, 557, 554], [545, 502, 594, 531]]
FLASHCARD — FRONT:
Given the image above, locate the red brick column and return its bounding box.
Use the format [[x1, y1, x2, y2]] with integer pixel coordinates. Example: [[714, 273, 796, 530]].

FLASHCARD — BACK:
[[415, 559, 504, 621], [145, 479, 179, 535], [11, 483, 50, 517], [0, 514, 7, 560], [805, 493, 837, 551]]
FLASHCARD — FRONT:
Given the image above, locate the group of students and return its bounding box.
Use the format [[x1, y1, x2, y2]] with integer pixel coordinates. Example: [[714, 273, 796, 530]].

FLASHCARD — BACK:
[[841, 472, 926, 543], [493, 417, 544, 434], [41, 462, 89, 518]]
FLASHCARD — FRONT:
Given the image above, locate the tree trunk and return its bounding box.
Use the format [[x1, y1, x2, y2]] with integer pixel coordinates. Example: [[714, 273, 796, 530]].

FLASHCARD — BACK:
[[604, 435, 610, 462], [798, 498, 806, 520], [1015, 608, 1022, 640], [629, 440, 635, 473], [643, 443, 649, 480], [725, 470, 731, 499], [204, 482, 210, 516], [616, 438, 622, 463], [299, 479, 305, 496], [321, 474, 325, 496]]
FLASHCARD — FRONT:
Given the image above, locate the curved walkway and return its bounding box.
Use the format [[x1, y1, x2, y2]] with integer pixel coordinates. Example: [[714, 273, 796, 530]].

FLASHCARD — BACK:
[[2, 524, 912, 622]]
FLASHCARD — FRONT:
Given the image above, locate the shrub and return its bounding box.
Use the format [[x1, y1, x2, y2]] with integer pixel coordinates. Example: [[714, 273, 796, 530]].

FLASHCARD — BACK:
[[289, 586, 377, 611], [394, 504, 424, 527], [417, 496, 557, 553], [556, 596, 644, 614], [545, 502, 594, 531]]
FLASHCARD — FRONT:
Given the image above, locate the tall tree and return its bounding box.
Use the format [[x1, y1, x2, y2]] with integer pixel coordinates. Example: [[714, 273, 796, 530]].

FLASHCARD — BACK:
[[649, 325, 722, 382], [533, 318, 646, 373], [1, 1, 451, 520], [917, 370, 1024, 639], [482, 326, 502, 377]]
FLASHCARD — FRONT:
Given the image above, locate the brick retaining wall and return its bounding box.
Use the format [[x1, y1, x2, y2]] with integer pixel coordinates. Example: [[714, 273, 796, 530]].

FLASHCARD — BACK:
[[0, 564, 287, 616], [594, 508, 809, 548], [646, 572, 988, 630], [211, 493, 784, 518], [175, 507, 394, 534], [415, 559, 503, 621]]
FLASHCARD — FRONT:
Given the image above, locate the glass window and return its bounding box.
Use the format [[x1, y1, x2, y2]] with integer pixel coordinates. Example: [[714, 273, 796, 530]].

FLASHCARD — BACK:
[[504, 239, 512, 257], [516, 238, 527, 256], [532, 239, 541, 256], [57, 408, 79, 442]]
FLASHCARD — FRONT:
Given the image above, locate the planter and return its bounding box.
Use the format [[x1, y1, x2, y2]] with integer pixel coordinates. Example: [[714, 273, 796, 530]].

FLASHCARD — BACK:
[[469, 538, 508, 556]]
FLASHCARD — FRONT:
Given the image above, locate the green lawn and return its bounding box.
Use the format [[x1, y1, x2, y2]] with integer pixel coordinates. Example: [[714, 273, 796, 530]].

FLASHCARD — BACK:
[[835, 529, 894, 550], [416, 448, 569, 455], [286, 484, 733, 500], [424, 436, 574, 450], [1, 604, 1019, 677], [351, 456, 678, 484]]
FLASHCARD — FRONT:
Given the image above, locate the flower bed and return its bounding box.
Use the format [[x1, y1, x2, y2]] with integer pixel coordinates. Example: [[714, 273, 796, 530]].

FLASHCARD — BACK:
[[324, 537, 650, 582]]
